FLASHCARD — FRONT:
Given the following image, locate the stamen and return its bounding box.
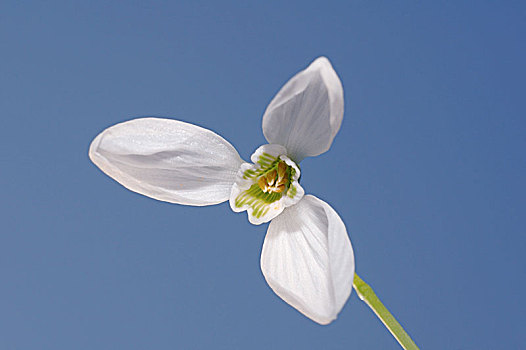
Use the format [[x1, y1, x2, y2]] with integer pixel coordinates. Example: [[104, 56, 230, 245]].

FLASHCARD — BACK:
[[258, 176, 268, 192], [266, 170, 277, 186], [277, 176, 288, 186], [277, 161, 287, 179]]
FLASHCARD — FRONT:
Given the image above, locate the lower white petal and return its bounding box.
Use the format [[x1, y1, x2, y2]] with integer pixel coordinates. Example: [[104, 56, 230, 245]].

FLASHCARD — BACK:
[[89, 117, 243, 206], [260, 195, 355, 325]]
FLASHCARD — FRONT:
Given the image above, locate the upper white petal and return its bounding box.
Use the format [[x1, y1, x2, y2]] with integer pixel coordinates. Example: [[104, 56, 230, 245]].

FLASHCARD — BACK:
[[260, 195, 355, 325], [89, 117, 243, 206], [262, 57, 344, 162]]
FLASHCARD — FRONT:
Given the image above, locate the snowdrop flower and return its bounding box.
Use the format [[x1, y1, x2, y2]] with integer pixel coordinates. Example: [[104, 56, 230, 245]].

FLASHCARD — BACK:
[[89, 57, 355, 325]]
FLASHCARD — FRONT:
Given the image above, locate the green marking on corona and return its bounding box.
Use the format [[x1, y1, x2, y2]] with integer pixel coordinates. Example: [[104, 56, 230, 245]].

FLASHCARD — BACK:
[[235, 184, 284, 218], [288, 185, 297, 198]]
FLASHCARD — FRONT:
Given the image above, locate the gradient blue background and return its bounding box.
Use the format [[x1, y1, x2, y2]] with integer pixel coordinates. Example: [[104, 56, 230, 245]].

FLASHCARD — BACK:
[[1, 1, 525, 349]]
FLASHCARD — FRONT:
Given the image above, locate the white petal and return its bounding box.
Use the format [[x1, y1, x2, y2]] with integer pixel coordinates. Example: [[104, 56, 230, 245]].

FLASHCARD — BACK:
[[89, 118, 243, 206], [260, 195, 355, 324], [262, 57, 344, 162]]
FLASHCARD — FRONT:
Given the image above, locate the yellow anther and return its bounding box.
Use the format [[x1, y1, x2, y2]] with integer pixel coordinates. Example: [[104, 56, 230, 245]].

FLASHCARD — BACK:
[[277, 161, 287, 179], [277, 176, 288, 186], [258, 176, 268, 192], [266, 170, 277, 185]]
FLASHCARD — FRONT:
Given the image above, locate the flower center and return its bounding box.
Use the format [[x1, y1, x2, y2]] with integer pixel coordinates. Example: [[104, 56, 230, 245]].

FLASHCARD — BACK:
[[230, 147, 304, 224], [257, 160, 290, 194]]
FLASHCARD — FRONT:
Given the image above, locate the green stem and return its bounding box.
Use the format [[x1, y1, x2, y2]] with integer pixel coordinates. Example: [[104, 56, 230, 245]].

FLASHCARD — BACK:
[[353, 273, 419, 350]]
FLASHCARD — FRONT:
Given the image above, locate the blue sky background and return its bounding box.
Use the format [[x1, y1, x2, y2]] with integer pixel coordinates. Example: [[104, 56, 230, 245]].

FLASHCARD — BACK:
[[1, 1, 525, 349]]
